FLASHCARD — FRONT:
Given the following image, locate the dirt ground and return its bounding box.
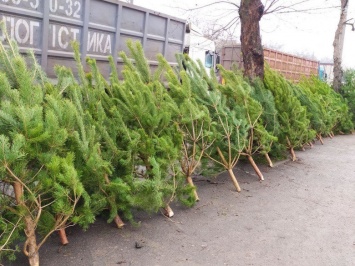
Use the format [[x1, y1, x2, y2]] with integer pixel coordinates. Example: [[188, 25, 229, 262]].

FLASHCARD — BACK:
[[7, 134, 355, 266]]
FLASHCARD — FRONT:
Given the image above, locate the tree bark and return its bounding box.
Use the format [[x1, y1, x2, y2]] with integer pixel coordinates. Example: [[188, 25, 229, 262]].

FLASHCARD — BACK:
[[239, 0, 265, 80], [163, 205, 174, 217], [247, 155, 264, 181], [58, 228, 69, 245], [290, 147, 296, 162], [13, 182, 39, 266], [227, 168, 242, 192], [264, 153, 273, 167], [24, 216, 39, 266], [187, 175, 199, 201], [333, 0, 349, 92], [113, 215, 125, 228]]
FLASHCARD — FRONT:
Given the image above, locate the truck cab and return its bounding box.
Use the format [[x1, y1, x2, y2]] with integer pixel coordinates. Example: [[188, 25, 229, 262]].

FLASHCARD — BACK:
[[184, 23, 219, 74]]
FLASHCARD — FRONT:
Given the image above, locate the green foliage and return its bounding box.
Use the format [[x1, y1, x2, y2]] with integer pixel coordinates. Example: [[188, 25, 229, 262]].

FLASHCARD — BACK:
[[217, 66, 277, 158], [292, 81, 328, 136], [156, 53, 214, 200], [0, 37, 91, 262], [1, 30, 354, 265], [175, 54, 248, 177], [114, 41, 195, 209], [299, 76, 353, 134], [264, 67, 315, 153], [340, 69, 355, 126]]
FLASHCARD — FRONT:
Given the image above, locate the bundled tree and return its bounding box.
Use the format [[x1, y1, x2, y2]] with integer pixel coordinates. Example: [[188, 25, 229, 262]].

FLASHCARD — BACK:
[[0, 36, 91, 265], [216, 66, 277, 178], [264, 67, 315, 161], [177, 54, 248, 192]]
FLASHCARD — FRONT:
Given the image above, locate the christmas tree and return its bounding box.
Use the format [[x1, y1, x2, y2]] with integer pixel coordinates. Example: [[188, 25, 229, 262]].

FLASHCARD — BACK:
[[217, 66, 277, 178], [0, 33, 92, 265], [112, 41, 196, 215], [264, 67, 315, 161], [177, 54, 249, 192], [156, 54, 214, 201]]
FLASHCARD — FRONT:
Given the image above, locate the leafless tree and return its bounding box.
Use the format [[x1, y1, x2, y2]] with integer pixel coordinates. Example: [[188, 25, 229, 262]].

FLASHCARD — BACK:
[[183, 0, 340, 80], [333, 0, 352, 92]]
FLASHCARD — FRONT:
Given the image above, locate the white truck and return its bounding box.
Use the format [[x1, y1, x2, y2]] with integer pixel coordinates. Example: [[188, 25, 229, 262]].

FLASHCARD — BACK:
[[184, 22, 219, 74]]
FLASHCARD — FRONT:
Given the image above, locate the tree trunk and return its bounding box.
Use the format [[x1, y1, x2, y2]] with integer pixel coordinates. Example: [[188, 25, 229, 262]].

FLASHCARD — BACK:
[[103, 173, 125, 228], [113, 215, 125, 228], [239, 0, 265, 80], [58, 228, 69, 245], [247, 155, 264, 181], [290, 147, 296, 161], [333, 0, 349, 92], [187, 175, 199, 201], [13, 182, 39, 266], [163, 205, 174, 217], [24, 216, 39, 266], [317, 134, 324, 145], [227, 168, 241, 192], [265, 153, 273, 167]]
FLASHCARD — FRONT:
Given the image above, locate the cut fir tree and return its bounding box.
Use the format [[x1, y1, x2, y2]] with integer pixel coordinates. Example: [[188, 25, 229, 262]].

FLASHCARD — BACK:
[[216, 66, 277, 179], [178, 55, 248, 192], [156, 54, 215, 201], [113, 41, 196, 215], [0, 36, 92, 266], [264, 67, 315, 161]]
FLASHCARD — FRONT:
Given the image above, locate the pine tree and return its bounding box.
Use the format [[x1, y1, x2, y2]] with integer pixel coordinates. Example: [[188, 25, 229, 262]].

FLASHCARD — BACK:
[[264, 67, 315, 161], [156, 54, 214, 201], [299, 76, 353, 135], [217, 66, 277, 178], [54, 42, 133, 228], [249, 79, 280, 166], [177, 54, 249, 192], [112, 41, 195, 215], [0, 34, 91, 265], [292, 81, 328, 144]]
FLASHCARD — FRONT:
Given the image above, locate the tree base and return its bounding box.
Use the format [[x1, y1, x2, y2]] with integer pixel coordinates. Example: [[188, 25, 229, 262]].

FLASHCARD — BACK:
[[58, 228, 69, 245], [248, 155, 264, 181], [113, 215, 125, 228], [187, 176, 199, 202], [265, 153, 273, 168], [227, 168, 241, 192], [290, 148, 296, 161], [317, 134, 324, 145], [163, 205, 174, 217]]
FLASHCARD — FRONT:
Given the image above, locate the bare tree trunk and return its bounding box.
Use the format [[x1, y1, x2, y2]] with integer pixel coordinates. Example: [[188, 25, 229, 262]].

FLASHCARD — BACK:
[[333, 0, 349, 92], [247, 155, 264, 181], [58, 228, 69, 245], [187, 175, 199, 201], [239, 0, 265, 80], [24, 216, 39, 266], [13, 182, 39, 266], [264, 153, 273, 167], [163, 205, 174, 217]]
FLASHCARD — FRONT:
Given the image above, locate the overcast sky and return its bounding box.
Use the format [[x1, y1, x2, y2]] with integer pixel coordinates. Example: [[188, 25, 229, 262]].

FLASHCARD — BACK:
[[132, 0, 355, 69]]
